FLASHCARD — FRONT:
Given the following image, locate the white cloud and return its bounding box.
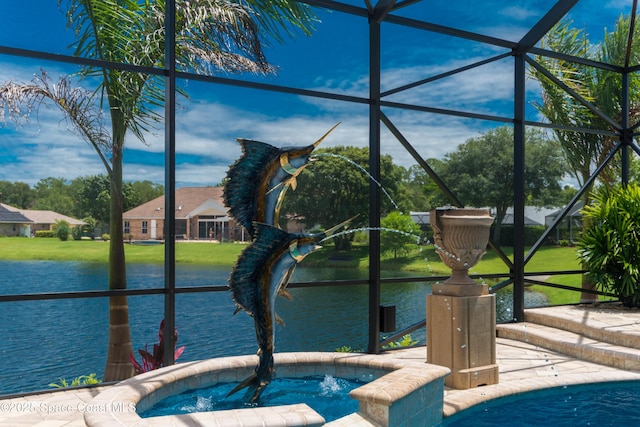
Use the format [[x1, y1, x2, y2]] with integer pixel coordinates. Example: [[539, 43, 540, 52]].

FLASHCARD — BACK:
[[499, 6, 539, 21]]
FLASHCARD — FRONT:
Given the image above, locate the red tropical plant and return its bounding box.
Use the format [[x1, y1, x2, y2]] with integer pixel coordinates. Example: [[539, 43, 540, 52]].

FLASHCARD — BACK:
[[129, 320, 185, 374]]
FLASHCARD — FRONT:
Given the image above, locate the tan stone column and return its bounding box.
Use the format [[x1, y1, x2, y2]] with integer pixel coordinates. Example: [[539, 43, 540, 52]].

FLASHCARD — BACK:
[[427, 283, 498, 389]]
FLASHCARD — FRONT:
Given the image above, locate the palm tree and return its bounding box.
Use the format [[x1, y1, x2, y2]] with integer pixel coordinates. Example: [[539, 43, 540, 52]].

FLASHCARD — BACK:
[[531, 15, 640, 302], [0, 0, 316, 382]]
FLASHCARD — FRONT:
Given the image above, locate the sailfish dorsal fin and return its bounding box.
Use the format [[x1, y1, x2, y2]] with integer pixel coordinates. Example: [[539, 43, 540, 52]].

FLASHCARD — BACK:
[[224, 139, 280, 235]]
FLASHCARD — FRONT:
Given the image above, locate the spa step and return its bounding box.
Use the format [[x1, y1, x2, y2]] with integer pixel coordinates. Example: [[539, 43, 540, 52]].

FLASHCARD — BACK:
[[523, 305, 640, 349], [496, 322, 640, 371]]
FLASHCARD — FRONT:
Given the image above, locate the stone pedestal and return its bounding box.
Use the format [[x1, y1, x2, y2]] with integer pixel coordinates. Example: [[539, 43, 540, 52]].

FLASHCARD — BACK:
[[427, 208, 498, 389], [427, 289, 498, 389]]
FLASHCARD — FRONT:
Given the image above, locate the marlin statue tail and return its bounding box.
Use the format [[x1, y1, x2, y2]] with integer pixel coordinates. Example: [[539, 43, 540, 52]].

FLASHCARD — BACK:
[[227, 215, 357, 403], [223, 123, 340, 235]]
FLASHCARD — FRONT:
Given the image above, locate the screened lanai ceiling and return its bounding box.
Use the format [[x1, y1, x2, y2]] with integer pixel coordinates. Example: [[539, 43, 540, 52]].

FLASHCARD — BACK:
[[331, 0, 637, 63]]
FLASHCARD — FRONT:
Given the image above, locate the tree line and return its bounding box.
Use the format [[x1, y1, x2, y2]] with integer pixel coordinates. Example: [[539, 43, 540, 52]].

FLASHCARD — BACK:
[[281, 126, 578, 248], [0, 175, 164, 226]]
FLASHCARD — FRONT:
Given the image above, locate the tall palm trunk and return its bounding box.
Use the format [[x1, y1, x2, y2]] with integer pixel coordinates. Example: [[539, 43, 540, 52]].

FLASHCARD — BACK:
[[103, 142, 134, 381]]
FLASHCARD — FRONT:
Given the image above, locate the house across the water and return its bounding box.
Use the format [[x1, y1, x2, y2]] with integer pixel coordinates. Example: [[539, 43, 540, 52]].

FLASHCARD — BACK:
[[123, 186, 247, 242], [0, 204, 33, 237], [0, 203, 84, 237]]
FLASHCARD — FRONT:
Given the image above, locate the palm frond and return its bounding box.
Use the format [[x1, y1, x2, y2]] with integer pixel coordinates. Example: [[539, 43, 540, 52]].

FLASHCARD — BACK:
[[0, 70, 112, 174], [57, 0, 317, 145], [244, 0, 318, 45], [175, 0, 274, 74]]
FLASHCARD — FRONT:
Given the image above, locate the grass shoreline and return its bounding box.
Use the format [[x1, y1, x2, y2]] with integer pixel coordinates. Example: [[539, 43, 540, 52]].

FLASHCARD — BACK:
[[0, 237, 588, 304]]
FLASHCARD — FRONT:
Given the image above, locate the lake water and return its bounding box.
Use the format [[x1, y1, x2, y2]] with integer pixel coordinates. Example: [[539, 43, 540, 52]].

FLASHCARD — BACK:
[[0, 260, 432, 395]]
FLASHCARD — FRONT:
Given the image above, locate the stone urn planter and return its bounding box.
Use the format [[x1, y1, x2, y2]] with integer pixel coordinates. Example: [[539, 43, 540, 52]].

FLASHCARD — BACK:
[[427, 207, 498, 389], [430, 208, 494, 296]]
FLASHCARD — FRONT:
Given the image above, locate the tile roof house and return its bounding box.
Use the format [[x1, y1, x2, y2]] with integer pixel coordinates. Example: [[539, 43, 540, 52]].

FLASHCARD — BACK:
[[0, 203, 84, 236], [122, 186, 247, 241], [0, 204, 33, 237]]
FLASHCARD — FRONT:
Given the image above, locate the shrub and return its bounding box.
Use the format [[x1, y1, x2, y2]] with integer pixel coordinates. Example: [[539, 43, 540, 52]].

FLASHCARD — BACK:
[[53, 220, 70, 241], [494, 225, 546, 247], [101, 233, 110, 241], [35, 230, 55, 238], [577, 183, 640, 307], [72, 225, 83, 241], [82, 217, 97, 239]]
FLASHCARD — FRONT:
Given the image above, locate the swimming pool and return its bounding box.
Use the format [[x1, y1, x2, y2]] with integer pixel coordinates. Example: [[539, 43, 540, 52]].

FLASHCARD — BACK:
[[441, 380, 640, 426], [141, 374, 366, 422]]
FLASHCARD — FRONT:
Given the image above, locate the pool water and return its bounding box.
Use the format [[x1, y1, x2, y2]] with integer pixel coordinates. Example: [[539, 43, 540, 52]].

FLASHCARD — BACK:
[[441, 380, 640, 426], [141, 374, 367, 422]]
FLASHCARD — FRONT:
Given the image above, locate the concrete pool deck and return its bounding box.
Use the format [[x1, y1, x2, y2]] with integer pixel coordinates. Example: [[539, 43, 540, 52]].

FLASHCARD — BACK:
[[2, 303, 640, 426]]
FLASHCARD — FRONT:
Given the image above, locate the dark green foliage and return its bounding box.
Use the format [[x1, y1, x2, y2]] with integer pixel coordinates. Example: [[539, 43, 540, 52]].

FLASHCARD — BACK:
[[432, 125, 567, 244], [0, 177, 163, 227], [577, 184, 640, 307], [494, 225, 547, 247], [32, 177, 76, 217], [35, 230, 55, 238], [281, 146, 403, 250], [72, 225, 83, 241], [82, 217, 97, 239], [0, 180, 34, 208]]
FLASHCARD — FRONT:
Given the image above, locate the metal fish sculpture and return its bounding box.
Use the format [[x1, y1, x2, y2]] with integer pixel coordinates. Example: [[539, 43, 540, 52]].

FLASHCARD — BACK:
[[227, 216, 356, 403], [223, 123, 340, 235]]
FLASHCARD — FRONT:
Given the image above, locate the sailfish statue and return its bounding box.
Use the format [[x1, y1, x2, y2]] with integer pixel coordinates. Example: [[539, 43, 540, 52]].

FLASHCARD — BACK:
[[227, 217, 356, 403], [223, 123, 350, 403], [223, 123, 340, 235]]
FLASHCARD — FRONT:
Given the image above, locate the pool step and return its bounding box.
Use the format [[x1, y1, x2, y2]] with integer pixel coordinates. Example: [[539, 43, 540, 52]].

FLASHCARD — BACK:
[[496, 322, 640, 371], [523, 305, 640, 349]]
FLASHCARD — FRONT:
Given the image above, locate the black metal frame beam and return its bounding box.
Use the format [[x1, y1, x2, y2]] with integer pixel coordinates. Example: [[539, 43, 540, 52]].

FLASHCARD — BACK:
[[366, 0, 385, 355], [517, 0, 580, 51], [163, 0, 177, 368]]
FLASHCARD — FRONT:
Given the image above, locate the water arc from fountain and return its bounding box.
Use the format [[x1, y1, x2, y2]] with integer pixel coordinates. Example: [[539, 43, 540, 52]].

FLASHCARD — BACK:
[[314, 152, 400, 211], [320, 226, 424, 245]]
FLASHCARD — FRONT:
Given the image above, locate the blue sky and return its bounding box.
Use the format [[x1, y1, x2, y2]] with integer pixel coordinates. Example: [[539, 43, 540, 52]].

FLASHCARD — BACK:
[[0, 0, 634, 189]]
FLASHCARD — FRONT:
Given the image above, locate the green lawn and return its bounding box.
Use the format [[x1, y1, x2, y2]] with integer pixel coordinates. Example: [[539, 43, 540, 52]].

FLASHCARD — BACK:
[[0, 237, 590, 304], [370, 243, 586, 305], [0, 237, 246, 264]]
